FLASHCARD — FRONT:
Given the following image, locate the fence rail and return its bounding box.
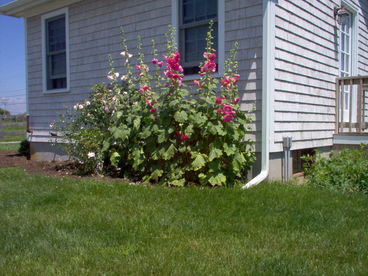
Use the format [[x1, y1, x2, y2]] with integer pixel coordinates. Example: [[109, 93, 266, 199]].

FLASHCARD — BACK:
[[0, 115, 27, 141], [336, 76, 368, 134]]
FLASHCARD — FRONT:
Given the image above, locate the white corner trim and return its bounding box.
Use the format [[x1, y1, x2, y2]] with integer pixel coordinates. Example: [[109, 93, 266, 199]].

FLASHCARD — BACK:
[[171, 0, 225, 76], [24, 18, 29, 114], [41, 7, 70, 95]]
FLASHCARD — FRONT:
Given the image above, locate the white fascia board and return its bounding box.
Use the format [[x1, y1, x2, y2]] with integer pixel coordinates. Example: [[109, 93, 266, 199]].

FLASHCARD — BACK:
[[0, 0, 81, 18]]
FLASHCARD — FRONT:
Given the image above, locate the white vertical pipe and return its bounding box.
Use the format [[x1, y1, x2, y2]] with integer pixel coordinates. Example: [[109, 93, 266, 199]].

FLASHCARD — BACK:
[[242, 0, 274, 189]]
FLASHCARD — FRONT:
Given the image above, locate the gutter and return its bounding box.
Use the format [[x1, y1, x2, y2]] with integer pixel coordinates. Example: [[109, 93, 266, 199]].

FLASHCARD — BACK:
[[242, 0, 275, 189]]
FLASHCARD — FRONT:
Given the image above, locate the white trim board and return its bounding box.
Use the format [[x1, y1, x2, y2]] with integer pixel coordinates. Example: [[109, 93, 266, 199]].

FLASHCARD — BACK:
[[41, 7, 70, 94]]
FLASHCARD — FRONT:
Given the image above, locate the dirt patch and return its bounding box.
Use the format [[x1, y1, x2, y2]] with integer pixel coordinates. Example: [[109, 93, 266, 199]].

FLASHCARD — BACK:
[[0, 150, 130, 183]]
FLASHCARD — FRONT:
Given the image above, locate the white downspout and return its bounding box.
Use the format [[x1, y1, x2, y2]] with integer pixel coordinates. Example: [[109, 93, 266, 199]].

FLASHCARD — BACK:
[[242, 0, 274, 189]]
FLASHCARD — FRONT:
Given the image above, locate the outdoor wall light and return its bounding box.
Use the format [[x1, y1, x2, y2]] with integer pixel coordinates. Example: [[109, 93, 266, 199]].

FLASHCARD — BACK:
[[334, 6, 350, 24]]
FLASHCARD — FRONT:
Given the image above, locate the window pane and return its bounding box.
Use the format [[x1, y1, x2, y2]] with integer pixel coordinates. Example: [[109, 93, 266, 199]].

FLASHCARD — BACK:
[[51, 53, 66, 76], [182, 0, 217, 24], [184, 23, 218, 63], [47, 16, 66, 53]]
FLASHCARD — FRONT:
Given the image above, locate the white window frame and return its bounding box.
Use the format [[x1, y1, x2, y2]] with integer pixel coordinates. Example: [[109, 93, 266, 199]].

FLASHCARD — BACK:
[[338, 1, 358, 122], [172, 0, 224, 80], [41, 7, 70, 94]]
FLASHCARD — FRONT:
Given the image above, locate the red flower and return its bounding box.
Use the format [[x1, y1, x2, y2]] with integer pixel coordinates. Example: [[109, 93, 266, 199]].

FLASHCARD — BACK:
[[216, 108, 223, 114], [150, 108, 157, 113], [215, 97, 222, 105], [223, 104, 235, 114], [223, 114, 234, 122], [234, 97, 240, 104], [181, 135, 188, 141], [176, 131, 181, 135]]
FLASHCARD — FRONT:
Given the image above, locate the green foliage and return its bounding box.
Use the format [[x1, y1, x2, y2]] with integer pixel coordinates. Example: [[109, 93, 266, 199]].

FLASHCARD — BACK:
[[0, 108, 10, 115], [303, 145, 368, 194], [54, 24, 255, 186], [18, 139, 30, 156]]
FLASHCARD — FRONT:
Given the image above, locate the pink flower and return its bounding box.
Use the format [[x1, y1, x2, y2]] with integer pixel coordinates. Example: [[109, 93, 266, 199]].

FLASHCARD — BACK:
[[216, 108, 223, 114], [150, 108, 157, 113], [203, 52, 216, 61], [142, 85, 149, 91], [152, 58, 158, 64], [200, 60, 216, 73], [145, 99, 153, 106], [215, 97, 222, 105], [158, 61, 164, 67], [194, 80, 202, 87], [223, 104, 235, 114], [234, 97, 240, 104], [181, 135, 188, 141], [223, 114, 234, 122], [136, 65, 141, 71]]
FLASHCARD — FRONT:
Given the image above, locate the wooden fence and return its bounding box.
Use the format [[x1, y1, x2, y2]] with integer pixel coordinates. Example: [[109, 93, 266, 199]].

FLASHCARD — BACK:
[[0, 115, 27, 141]]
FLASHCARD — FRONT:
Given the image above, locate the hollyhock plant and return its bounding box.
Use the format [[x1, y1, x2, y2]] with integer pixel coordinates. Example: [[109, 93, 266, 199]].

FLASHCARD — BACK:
[[58, 23, 254, 187]]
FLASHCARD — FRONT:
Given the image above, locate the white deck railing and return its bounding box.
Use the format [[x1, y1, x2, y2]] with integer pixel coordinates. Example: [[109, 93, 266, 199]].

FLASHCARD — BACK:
[[336, 76, 368, 134]]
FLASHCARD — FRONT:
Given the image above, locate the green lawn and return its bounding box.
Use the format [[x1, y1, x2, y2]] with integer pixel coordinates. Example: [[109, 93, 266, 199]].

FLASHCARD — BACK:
[[3, 125, 26, 132], [1, 168, 368, 275], [0, 142, 19, 151]]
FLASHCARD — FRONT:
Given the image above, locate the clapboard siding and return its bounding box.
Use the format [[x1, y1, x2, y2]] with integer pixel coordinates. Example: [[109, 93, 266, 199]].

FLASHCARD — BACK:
[[26, 0, 263, 148], [273, 0, 368, 152]]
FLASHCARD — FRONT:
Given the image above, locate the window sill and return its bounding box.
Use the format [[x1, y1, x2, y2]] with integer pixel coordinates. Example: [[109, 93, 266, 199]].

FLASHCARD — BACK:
[[43, 88, 70, 94], [183, 71, 223, 81]]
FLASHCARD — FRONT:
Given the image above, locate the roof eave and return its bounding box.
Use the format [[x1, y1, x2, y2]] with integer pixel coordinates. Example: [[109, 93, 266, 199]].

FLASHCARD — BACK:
[[0, 0, 81, 18]]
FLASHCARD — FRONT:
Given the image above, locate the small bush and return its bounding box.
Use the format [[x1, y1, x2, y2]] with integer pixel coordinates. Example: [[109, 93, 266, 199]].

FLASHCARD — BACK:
[[18, 139, 30, 156], [303, 145, 368, 194]]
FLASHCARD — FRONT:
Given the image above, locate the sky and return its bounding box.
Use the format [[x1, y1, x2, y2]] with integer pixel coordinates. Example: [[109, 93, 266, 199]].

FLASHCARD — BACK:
[[0, 0, 26, 115]]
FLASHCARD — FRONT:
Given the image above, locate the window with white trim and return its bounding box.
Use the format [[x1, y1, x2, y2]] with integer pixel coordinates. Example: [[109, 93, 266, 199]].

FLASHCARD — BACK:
[[179, 0, 218, 75], [42, 9, 69, 92], [338, 9, 353, 115]]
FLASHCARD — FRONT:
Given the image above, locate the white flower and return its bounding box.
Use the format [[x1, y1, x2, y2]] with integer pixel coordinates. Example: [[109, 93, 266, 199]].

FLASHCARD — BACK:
[[73, 104, 78, 110], [123, 91, 128, 95], [121, 75, 128, 81], [128, 53, 133, 58], [114, 72, 119, 78], [120, 51, 126, 56], [87, 152, 95, 159], [78, 104, 84, 110], [85, 101, 90, 106]]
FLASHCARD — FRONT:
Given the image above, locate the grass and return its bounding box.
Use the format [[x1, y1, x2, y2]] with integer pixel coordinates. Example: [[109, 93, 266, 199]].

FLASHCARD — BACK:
[[0, 134, 25, 142], [1, 168, 368, 275], [2, 125, 26, 132], [0, 142, 20, 151]]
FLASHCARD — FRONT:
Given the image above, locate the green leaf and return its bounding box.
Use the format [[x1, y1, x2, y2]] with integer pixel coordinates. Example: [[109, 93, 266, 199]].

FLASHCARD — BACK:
[[133, 117, 141, 129], [163, 144, 176, 160], [191, 112, 207, 126], [140, 127, 151, 139], [208, 173, 227, 186], [214, 123, 226, 136], [171, 178, 185, 187], [113, 127, 130, 140], [157, 131, 168, 144], [232, 153, 246, 171], [174, 110, 188, 123], [192, 154, 206, 171], [150, 169, 163, 182], [110, 152, 120, 167], [209, 147, 223, 161], [223, 143, 236, 156], [116, 111, 123, 119]]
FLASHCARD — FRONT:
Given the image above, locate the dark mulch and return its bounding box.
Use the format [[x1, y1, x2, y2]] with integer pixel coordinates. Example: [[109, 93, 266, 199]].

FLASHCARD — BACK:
[[0, 150, 129, 183]]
